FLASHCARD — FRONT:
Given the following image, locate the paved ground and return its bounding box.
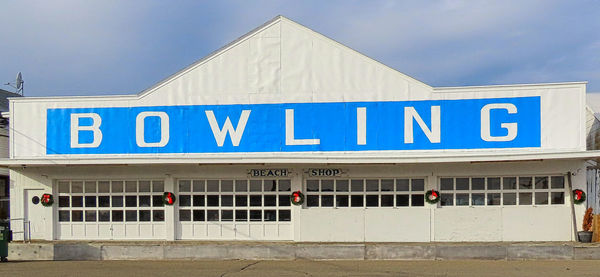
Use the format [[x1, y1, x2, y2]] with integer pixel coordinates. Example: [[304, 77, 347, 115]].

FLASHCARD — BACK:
[[1, 260, 600, 277]]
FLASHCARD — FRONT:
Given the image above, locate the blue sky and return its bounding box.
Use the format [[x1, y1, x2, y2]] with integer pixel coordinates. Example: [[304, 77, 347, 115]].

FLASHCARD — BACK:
[[1, 0, 599, 96]]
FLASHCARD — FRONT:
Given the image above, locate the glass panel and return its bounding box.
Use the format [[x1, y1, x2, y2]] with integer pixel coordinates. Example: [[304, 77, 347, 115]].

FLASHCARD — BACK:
[[351, 195, 363, 207], [306, 195, 319, 207], [125, 196, 137, 207], [279, 210, 291, 221], [98, 210, 110, 222], [396, 179, 409, 191], [321, 180, 334, 192], [487, 193, 501, 205], [58, 181, 70, 193], [487, 178, 501, 190], [178, 180, 191, 192], [535, 192, 549, 205], [125, 181, 137, 192], [153, 195, 164, 207], [249, 180, 262, 192], [264, 195, 276, 206], [503, 193, 516, 205], [111, 181, 123, 193], [85, 211, 97, 222], [179, 195, 191, 207], [412, 179, 425, 191], [139, 210, 151, 222], [472, 178, 485, 190], [138, 181, 151, 192], [249, 210, 261, 221], [321, 195, 334, 207], [456, 178, 469, 190], [98, 196, 110, 207], [336, 195, 349, 207], [236, 195, 248, 207], [551, 192, 564, 204], [193, 195, 205, 206], [221, 195, 233, 206], [519, 177, 532, 190], [440, 178, 453, 190], [440, 194, 453, 206], [206, 180, 219, 192], [139, 196, 151, 207], [503, 177, 517, 190], [72, 210, 83, 222], [97, 181, 110, 193], [112, 210, 124, 222], [59, 211, 70, 222], [194, 210, 206, 221], [366, 195, 378, 207], [336, 180, 349, 192], [412, 195, 425, 206], [85, 196, 96, 207], [125, 210, 137, 222], [221, 180, 233, 192], [381, 179, 394, 191], [278, 180, 291, 191], [207, 210, 219, 221], [519, 192, 532, 205], [235, 180, 247, 192], [366, 179, 379, 191], [396, 195, 409, 206], [264, 180, 277, 192], [279, 195, 290, 206], [207, 195, 219, 206], [455, 193, 469, 206], [351, 179, 364, 192], [59, 196, 69, 207], [179, 210, 191, 221], [381, 195, 394, 207], [221, 210, 233, 221], [71, 196, 83, 207], [153, 210, 165, 222], [551, 176, 565, 188], [264, 210, 277, 221], [249, 195, 261, 206], [72, 181, 83, 193], [534, 177, 548, 189], [472, 193, 485, 206], [193, 180, 205, 192], [235, 210, 247, 221], [152, 181, 164, 192], [306, 180, 319, 192], [111, 196, 123, 207]]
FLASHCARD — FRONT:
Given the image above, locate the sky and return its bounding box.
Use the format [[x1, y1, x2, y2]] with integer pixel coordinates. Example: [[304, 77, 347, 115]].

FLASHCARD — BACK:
[[0, 0, 599, 97]]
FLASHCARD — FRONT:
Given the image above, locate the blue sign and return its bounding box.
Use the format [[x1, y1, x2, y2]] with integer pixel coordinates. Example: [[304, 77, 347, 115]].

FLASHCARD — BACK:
[[46, 97, 540, 155]]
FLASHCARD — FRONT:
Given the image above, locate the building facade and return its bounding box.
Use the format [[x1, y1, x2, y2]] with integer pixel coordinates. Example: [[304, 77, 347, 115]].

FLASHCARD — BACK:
[[4, 16, 599, 242]]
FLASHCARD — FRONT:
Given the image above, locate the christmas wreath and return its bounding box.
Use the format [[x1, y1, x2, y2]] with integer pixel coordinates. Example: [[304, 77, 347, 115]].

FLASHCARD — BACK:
[[573, 189, 586, 204], [290, 190, 304, 205], [41, 193, 54, 207], [425, 189, 440, 204], [163, 192, 176, 205]]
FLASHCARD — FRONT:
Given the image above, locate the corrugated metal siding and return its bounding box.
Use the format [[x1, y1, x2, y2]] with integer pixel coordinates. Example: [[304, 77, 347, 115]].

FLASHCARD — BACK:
[[586, 108, 600, 150]]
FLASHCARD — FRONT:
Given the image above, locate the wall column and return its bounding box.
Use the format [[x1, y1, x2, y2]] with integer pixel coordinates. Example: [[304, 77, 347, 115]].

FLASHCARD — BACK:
[[165, 174, 176, 241]]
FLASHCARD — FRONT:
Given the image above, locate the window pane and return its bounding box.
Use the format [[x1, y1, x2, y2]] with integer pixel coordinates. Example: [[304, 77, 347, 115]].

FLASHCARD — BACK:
[[98, 196, 110, 207], [179, 210, 191, 221], [207, 195, 219, 206], [111, 196, 123, 207], [535, 192, 548, 205], [551, 176, 565, 188], [72, 181, 83, 193], [85, 211, 96, 222], [321, 180, 334, 192], [59, 211, 70, 222], [455, 193, 469, 206], [336, 195, 349, 207], [178, 180, 191, 192], [152, 181, 164, 192], [98, 181, 110, 193], [396, 179, 409, 191], [58, 181, 70, 193], [264, 195, 276, 206], [487, 178, 501, 190], [412, 179, 425, 191], [235, 180, 247, 192], [139, 196, 151, 207], [222, 195, 234, 206], [519, 192, 532, 205], [366, 180, 379, 191], [440, 178, 453, 190], [139, 210, 151, 222], [153, 210, 164, 222], [396, 195, 409, 206], [366, 195, 378, 207], [235, 210, 247, 221], [138, 181, 151, 192], [321, 195, 334, 207], [249, 180, 262, 192], [72, 196, 83, 207], [306, 180, 319, 192], [351, 179, 364, 192], [221, 180, 233, 192], [551, 192, 564, 204], [381, 179, 394, 191], [222, 210, 233, 221], [111, 181, 123, 193], [193, 210, 205, 221], [85, 196, 96, 207], [207, 180, 219, 192], [126, 181, 137, 192], [249, 210, 262, 221], [279, 210, 291, 221], [264, 210, 276, 221], [411, 194, 425, 206], [381, 195, 394, 207], [72, 210, 83, 222], [125, 196, 137, 207], [249, 195, 261, 206], [519, 177, 532, 190], [98, 210, 110, 222], [456, 178, 469, 190], [236, 195, 248, 207], [503, 193, 516, 205], [84, 181, 96, 193], [193, 195, 205, 206], [440, 194, 453, 206], [306, 195, 319, 207], [264, 180, 277, 192], [336, 180, 349, 192], [279, 195, 290, 206], [112, 210, 124, 222], [534, 177, 548, 189], [59, 196, 69, 207], [153, 195, 164, 207], [472, 178, 485, 190], [207, 210, 219, 221], [503, 177, 517, 190], [125, 210, 137, 221], [487, 193, 501, 205], [278, 180, 291, 192], [472, 193, 485, 206], [193, 180, 205, 192], [351, 195, 363, 207]]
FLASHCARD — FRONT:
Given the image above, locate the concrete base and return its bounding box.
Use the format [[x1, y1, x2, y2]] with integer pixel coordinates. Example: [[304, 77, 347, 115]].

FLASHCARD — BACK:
[[7, 241, 600, 261]]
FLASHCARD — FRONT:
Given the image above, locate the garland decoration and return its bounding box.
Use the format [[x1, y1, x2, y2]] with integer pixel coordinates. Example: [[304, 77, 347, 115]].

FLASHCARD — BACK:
[[573, 189, 586, 204], [290, 190, 305, 205], [163, 192, 176, 205], [425, 189, 440, 204], [41, 193, 54, 207]]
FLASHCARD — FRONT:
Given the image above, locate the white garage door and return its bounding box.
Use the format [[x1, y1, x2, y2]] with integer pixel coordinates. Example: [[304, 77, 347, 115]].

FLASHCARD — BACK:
[[176, 178, 293, 240]]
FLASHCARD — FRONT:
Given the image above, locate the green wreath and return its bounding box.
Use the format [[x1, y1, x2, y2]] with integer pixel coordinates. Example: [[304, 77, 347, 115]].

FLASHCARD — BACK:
[[290, 190, 304, 205], [41, 193, 54, 207], [425, 190, 440, 204], [573, 189, 586, 204], [163, 192, 176, 205]]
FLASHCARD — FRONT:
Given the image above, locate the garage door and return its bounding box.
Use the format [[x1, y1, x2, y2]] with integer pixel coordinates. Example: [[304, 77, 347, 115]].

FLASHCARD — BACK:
[[176, 178, 292, 240]]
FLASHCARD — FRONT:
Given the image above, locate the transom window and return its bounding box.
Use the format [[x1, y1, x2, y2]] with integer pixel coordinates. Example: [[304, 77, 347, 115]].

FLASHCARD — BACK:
[[305, 178, 426, 208], [57, 180, 165, 222], [439, 176, 566, 206], [177, 179, 291, 222]]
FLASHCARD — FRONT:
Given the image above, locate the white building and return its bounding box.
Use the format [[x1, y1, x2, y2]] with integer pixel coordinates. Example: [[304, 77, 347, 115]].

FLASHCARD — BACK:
[[4, 16, 600, 242]]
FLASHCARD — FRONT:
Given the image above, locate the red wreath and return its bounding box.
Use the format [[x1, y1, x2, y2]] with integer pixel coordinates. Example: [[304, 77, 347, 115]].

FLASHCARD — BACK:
[[163, 192, 176, 205], [425, 190, 440, 204], [41, 193, 54, 207], [291, 190, 304, 205], [573, 189, 586, 204]]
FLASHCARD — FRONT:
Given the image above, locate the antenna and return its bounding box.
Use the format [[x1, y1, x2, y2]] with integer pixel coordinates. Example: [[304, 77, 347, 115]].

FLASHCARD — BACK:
[[4, 72, 24, 95]]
